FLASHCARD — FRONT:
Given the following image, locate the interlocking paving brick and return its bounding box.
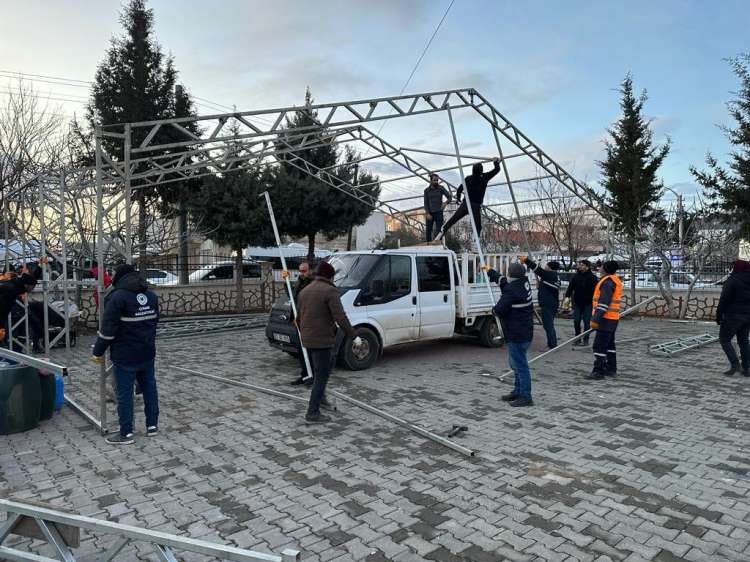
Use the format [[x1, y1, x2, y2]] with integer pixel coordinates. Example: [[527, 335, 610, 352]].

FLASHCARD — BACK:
[[2, 318, 749, 562]]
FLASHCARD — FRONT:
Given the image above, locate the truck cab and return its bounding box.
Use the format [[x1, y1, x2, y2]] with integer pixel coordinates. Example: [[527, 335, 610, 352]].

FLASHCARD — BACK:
[[266, 247, 515, 370]]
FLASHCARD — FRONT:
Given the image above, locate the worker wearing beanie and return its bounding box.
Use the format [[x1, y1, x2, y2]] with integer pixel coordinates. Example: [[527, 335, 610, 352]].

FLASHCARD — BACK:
[[92, 264, 160, 444], [523, 256, 562, 349], [716, 259, 750, 376], [492, 262, 535, 407], [297, 261, 361, 423], [587, 260, 622, 380]]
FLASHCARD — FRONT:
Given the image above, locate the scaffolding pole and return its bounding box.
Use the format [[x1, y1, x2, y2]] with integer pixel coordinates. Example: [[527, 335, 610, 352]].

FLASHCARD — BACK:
[[95, 126, 108, 434], [445, 104, 504, 342], [260, 191, 313, 382]]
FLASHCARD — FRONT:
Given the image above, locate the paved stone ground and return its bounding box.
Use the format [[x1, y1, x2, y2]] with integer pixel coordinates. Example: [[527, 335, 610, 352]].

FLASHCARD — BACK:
[[2, 316, 750, 561]]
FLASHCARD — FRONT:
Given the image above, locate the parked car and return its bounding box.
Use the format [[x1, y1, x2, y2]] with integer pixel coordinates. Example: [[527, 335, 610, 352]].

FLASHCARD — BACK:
[[621, 270, 713, 289], [267, 247, 512, 371], [164, 260, 261, 285], [145, 269, 178, 286]]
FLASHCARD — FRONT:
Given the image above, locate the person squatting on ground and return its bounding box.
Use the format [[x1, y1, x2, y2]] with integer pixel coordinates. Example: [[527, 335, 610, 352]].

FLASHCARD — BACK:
[[716, 259, 750, 377], [289, 262, 314, 386], [524, 256, 561, 349], [92, 264, 160, 445], [564, 259, 598, 347], [492, 262, 535, 407], [587, 260, 622, 380], [423, 174, 452, 242], [436, 158, 500, 240], [297, 261, 362, 423], [0, 271, 38, 345]]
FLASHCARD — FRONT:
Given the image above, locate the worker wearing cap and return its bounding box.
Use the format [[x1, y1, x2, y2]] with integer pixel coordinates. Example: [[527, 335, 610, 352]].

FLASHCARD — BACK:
[[524, 256, 561, 349], [92, 264, 160, 444], [297, 261, 361, 423], [587, 260, 622, 380], [492, 262, 535, 407]]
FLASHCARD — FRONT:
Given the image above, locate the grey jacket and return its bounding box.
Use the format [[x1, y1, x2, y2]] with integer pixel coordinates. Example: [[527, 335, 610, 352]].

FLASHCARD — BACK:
[[423, 184, 452, 213]]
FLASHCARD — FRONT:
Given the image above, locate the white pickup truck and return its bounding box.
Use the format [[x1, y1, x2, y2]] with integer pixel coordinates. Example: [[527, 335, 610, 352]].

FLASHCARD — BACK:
[[265, 246, 517, 370]]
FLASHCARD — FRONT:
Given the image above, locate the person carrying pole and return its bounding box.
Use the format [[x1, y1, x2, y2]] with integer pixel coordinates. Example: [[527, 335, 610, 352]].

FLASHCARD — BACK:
[[523, 256, 561, 349], [492, 262, 535, 407], [297, 261, 362, 423], [436, 158, 500, 240], [289, 262, 314, 386], [716, 259, 750, 377], [423, 174, 452, 242], [587, 260, 622, 380], [564, 259, 598, 347]]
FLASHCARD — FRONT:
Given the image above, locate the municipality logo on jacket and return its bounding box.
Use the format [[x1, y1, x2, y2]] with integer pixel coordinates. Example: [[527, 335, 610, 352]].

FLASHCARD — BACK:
[[137, 293, 148, 305]]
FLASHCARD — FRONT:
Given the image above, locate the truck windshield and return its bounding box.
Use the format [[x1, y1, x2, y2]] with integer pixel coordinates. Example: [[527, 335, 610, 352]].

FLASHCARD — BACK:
[[328, 254, 381, 289]]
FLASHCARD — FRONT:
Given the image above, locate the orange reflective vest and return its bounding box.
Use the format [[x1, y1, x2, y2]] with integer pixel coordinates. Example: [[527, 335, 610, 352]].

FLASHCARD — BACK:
[[592, 274, 622, 320]]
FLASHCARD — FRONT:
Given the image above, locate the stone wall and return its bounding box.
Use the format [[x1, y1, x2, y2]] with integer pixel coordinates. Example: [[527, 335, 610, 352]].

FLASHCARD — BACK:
[[620, 288, 721, 320], [76, 279, 286, 331]]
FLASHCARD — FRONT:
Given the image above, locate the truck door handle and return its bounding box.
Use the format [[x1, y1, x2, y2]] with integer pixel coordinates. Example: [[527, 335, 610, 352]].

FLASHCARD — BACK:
[[412, 296, 417, 305], [443, 294, 448, 303]]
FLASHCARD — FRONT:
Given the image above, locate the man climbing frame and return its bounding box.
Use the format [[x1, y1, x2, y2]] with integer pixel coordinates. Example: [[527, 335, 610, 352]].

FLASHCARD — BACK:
[[436, 157, 500, 240]]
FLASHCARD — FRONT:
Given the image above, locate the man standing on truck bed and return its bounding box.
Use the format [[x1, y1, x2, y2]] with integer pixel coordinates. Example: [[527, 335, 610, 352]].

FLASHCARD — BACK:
[[493, 262, 535, 407], [297, 261, 362, 423], [423, 174, 452, 242], [436, 157, 500, 240], [524, 256, 561, 349]]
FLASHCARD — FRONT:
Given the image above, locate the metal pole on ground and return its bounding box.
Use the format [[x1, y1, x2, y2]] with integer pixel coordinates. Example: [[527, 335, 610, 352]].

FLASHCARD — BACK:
[[445, 104, 504, 341], [260, 191, 314, 382], [497, 295, 659, 381]]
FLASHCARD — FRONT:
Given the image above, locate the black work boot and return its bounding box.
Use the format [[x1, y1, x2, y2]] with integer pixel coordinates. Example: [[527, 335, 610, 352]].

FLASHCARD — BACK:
[[742, 368, 749, 377], [510, 397, 534, 407], [585, 370, 605, 380], [724, 365, 739, 376], [501, 392, 519, 402], [305, 412, 330, 424]]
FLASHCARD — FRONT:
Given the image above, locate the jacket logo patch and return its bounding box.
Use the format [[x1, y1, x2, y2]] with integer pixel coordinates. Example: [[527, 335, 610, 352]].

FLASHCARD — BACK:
[[137, 293, 148, 305]]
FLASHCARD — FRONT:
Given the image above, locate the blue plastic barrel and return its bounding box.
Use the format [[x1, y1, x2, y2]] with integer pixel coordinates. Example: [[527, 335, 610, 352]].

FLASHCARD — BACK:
[[54, 373, 64, 410]]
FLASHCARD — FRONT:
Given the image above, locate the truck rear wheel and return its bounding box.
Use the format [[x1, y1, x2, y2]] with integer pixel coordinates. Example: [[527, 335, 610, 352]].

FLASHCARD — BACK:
[[479, 317, 504, 348], [342, 327, 380, 370]]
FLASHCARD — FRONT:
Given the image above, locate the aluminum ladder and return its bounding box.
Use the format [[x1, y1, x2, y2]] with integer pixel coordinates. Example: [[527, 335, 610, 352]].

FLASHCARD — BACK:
[[648, 333, 719, 356]]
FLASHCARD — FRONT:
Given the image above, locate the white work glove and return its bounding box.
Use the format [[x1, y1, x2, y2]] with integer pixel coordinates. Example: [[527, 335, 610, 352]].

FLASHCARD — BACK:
[[353, 336, 363, 348]]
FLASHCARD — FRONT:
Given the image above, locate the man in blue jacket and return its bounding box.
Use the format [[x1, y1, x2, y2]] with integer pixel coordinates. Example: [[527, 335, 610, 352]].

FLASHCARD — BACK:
[[524, 256, 561, 349], [493, 262, 535, 407], [92, 264, 160, 445]]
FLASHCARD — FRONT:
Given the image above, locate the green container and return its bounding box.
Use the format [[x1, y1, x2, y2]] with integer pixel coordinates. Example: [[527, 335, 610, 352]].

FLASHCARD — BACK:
[[39, 371, 55, 421], [0, 363, 41, 435]]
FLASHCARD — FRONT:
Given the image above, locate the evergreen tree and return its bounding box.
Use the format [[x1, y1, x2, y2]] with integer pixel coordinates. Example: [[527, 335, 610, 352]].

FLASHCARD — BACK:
[[87, 0, 178, 271], [691, 55, 750, 240], [598, 74, 670, 301], [273, 89, 380, 262], [187, 144, 276, 312]]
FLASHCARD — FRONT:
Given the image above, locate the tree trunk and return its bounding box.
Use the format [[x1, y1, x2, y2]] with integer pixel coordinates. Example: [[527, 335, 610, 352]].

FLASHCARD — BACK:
[[178, 201, 189, 285], [307, 233, 316, 265], [629, 240, 637, 306], [137, 191, 148, 273], [234, 247, 244, 313]]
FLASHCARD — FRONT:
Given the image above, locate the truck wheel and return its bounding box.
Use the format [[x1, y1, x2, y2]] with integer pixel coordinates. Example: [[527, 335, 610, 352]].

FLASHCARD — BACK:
[[342, 327, 380, 370], [479, 317, 504, 348]]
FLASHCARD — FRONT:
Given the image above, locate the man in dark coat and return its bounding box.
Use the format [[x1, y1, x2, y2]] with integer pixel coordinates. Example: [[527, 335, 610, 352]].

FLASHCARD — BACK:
[[297, 261, 360, 423], [423, 174, 452, 241], [0, 272, 37, 345], [564, 259, 598, 346], [717, 259, 750, 376], [92, 264, 160, 445], [493, 262, 535, 407], [436, 158, 500, 240], [587, 260, 623, 380], [524, 256, 561, 349], [290, 262, 314, 386]]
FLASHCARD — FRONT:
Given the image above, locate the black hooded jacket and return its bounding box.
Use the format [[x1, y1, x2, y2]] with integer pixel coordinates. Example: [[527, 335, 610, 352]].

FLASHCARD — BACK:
[[565, 270, 598, 308], [456, 161, 500, 205], [92, 271, 159, 364], [716, 271, 750, 322], [0, 278, 29, 320], [493, 276, 534, 342]]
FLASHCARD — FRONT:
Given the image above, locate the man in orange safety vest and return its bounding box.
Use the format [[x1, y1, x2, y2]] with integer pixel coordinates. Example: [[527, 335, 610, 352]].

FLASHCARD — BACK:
[[586, 260, 622, 380]]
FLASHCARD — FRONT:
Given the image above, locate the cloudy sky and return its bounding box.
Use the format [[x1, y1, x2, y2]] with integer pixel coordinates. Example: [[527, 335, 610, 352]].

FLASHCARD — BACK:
[[1, 0, 747, 207]]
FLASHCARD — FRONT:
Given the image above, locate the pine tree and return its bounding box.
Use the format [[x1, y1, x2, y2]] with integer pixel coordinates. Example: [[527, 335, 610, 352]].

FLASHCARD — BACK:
[[187, 139, 276, 312], [598, 74, 670, 301], [273, 89, 380, 262], [691, 55, 750, 240], [87, 0, 178, 271]]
